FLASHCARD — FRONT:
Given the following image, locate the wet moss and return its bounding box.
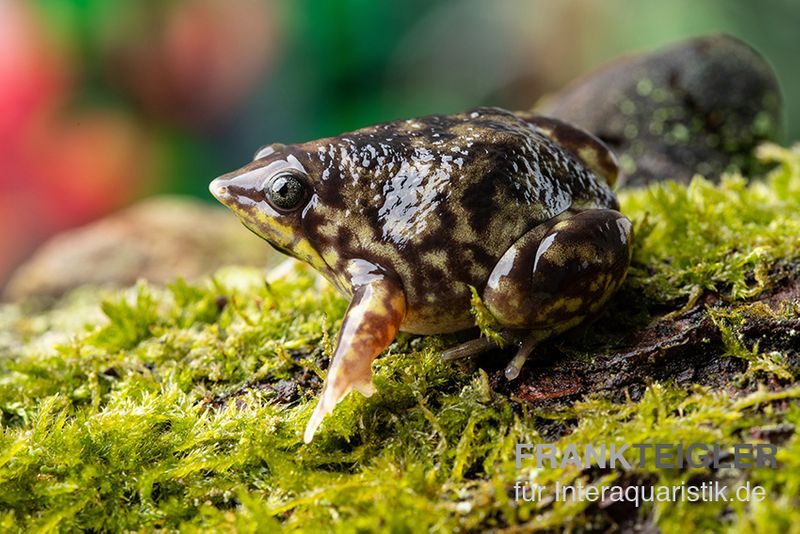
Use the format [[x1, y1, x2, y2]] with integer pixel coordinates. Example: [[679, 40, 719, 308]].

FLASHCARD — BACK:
[[1, 145, 799, 532]]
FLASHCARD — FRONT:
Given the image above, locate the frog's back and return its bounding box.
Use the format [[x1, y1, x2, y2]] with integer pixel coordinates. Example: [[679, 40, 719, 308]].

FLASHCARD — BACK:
[[300, 107, 619, 331], [309, 106, 616, 240]]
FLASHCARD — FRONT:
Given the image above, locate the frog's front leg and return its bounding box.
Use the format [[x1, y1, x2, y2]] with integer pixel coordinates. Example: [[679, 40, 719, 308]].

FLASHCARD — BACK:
[[304, 261, 406, 443], [446, 209, 633, 379]]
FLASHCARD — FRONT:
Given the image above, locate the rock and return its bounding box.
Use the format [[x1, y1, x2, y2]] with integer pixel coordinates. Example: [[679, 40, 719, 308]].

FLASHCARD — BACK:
[[538, 34, 783, 187], [2, 196, 277, 302]]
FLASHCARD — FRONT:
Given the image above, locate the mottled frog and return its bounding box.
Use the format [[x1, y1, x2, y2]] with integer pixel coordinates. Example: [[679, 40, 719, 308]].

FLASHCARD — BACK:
[[209, 107, 633, 442]]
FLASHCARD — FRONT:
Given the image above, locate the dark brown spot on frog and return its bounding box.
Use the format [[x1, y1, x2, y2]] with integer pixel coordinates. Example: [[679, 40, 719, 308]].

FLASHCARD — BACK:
[[461, 168, 508, 231]]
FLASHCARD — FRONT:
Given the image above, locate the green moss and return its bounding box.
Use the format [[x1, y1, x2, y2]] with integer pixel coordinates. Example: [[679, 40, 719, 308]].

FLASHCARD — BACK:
[[621, 144, 800, 304], [1, 145, 800, 532], [468, 286, 506, 348], [707, 304, 795, 381]]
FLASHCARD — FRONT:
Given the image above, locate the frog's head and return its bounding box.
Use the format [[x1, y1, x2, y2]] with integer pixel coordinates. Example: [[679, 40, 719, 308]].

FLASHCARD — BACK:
[[209, 143, 334, 281]]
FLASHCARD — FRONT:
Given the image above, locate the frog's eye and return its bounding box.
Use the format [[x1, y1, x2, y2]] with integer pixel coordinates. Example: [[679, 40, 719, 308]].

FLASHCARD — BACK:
[[265, 172, 308, 212]]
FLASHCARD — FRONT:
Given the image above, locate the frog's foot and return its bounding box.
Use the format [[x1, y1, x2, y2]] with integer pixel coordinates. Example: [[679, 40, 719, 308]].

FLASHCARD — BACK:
[[304, 361, 376, 445], [303, 268, 406, 443], [440, 330, 544, 380]]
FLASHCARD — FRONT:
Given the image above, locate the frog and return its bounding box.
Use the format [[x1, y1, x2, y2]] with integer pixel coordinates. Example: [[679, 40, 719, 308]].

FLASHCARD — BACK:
[[209, 106, 633, 443]]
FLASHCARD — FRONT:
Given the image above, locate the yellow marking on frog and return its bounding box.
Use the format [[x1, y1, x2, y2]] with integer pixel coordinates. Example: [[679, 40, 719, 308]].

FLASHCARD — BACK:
[[577, 146, 599, 166], [422, 249, 448, 271], [547, 296, 573, 312], [469, 263, 489, 280], [547, 314, 585, 334], [322, 248, 341, 268], [315, 221, 340, 239], [253, 210, 330, 275], [252, 210, 295, 238], [577, 146, 618, 186], [293, 239, 327, 271], [596, 272, 608, 285], [564, 297, 584, 313], [600, 276, 622, 301], [542, 244, 567, 266], [353, 223, 380, 245]]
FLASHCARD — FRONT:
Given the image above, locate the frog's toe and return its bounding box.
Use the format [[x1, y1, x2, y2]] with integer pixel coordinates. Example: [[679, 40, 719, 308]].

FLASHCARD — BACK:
[[503, 331, 546, 380], [441, 337, 497, 361], [304, 368, 375, 444], [441, 330, 521, 361]]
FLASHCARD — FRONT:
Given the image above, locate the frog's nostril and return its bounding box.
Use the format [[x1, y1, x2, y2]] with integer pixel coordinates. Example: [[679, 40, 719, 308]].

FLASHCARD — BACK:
[[209, 178, 228, 200]]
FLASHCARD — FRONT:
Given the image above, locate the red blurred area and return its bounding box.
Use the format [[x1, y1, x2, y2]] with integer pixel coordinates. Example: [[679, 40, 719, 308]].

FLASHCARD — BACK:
[[0, 0, 276, 288], [107, 0, 276, 127], [0, 2, 149, 285]]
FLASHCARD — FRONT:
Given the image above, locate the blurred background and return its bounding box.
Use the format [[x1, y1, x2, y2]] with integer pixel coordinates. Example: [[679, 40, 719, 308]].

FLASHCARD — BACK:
[[1, 0, 799, 294]]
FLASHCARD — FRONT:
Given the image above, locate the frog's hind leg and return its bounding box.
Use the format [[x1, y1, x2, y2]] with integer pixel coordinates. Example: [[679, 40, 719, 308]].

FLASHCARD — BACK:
[[483, 208, 634, 380]]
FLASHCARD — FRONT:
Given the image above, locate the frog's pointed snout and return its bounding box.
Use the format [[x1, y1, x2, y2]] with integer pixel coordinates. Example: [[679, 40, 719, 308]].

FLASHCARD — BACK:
[[209, 167, 266, 208], [208, 177, 229, 202]]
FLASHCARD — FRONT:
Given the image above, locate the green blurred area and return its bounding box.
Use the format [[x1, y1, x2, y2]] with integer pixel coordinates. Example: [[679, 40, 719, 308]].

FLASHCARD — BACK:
[[31, 0, 800, 201]]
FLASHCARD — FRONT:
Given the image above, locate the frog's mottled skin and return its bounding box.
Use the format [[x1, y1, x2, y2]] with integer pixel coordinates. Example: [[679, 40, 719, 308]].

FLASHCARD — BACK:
[[209, 107, 633, 442]]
